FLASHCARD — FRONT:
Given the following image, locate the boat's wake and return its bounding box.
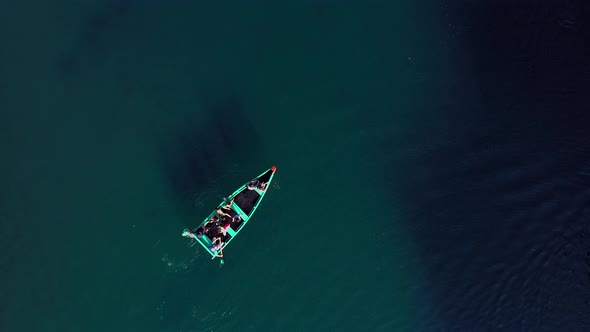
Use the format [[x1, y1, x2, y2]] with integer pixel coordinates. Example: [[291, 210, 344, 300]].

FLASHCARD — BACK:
[[161, 253, 196, 273]]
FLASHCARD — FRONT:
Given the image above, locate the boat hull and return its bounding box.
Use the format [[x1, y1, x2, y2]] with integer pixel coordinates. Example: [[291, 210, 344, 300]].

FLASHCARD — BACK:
[[182, 166, 277, 259]]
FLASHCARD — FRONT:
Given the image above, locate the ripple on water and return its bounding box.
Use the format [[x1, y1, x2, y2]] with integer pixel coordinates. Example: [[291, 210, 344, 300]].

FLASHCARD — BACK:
[[389, 124, 590, 331]]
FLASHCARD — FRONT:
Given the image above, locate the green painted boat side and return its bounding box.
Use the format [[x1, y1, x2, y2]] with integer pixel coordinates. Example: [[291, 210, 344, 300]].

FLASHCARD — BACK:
[[182, 166, 277, 259]]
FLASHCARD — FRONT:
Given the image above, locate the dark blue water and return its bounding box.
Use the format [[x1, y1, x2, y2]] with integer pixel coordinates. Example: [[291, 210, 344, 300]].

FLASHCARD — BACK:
[[389, 1, 590, 330], [1, 1, 589, 331]]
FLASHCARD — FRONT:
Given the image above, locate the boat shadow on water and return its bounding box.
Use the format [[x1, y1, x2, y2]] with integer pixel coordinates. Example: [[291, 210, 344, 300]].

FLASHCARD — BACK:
[[158, 90, 261, 213]]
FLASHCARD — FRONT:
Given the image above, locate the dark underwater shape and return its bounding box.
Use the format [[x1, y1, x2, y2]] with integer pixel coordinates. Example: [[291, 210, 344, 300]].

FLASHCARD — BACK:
[[159, 88, 260, 208], [384, 0, 590, 330]]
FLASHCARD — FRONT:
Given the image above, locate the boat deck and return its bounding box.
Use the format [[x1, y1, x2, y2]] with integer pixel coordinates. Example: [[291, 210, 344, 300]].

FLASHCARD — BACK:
[[233, 169, 273, 216], [234, 190, 260, 216]]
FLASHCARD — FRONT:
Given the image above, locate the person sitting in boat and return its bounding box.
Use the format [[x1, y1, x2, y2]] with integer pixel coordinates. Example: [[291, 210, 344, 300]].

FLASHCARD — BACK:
[[247, 179, 268, 191], [192, 226, 204, 239], [216, 208, 232, 219], [247, 179, 259, 190], [257, 181, 268, 191], [222, 196, 234, 209], [217, 223, 231, 236], [210, 237, 224, 252], [203, 215, 219, 228]]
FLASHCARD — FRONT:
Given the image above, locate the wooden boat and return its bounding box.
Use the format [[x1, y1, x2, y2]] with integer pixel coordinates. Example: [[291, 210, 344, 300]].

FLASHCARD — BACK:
[[182, 166, 277, 259]]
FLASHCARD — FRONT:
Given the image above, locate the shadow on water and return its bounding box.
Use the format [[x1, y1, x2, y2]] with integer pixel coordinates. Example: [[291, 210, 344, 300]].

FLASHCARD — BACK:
[[158, 88, 260, 214], [153, 87, 260, 331], [380, 1, 590, 331]]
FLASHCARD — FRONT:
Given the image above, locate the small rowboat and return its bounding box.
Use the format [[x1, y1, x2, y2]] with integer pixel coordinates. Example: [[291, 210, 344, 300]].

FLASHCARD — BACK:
[[182, 166, 277, 259]]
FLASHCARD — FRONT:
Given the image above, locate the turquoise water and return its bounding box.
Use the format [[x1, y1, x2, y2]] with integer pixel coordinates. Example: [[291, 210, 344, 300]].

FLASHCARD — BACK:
[[2, 2, 437, 331], [3, 1, 590, 331]]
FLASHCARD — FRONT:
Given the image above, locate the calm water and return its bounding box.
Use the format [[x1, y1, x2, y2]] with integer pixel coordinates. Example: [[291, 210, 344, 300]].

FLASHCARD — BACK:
[[1, 1, 589, 331]]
